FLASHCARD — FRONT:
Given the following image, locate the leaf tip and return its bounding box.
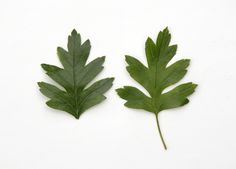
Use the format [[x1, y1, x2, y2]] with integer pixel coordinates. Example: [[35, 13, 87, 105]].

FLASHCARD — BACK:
[[146, 37, 153, 42], [185, 59, 191, 62], [186, 59, 191, 66], [125, 55, 129, 59], [100, 56, 106, 61], [162, 26, 170, 35], [125, 55, 132, 63], [85, 39, 91, 43], [71, 29, 78, 35], [37, 82, 43, 87], [115, 88, 123, 94], [164, 26, 169, 31], [192, 83, 198, 89], [187, 82, 198, 92], [45, 100, 51, 107], [41, 63, 46, 69], [124, 102, 129, 107], [109, 77, 115, 83], [56, 46, 63, 52], [145, 37, 155, 47]]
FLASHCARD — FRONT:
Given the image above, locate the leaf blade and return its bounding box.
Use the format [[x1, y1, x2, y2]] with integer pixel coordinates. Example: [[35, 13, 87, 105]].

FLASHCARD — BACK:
[[38, 29, 114, 119]]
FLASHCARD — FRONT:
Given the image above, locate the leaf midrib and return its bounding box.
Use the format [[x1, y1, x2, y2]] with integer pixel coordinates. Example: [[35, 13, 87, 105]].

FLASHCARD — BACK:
[[151, 37, 163, 112], [71, 48, 79, 115]]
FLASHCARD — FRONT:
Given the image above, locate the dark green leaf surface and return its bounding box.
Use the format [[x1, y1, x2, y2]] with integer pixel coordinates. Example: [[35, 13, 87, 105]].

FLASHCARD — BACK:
[[116, 27, 197, 149], [38, 30, 114, 119]]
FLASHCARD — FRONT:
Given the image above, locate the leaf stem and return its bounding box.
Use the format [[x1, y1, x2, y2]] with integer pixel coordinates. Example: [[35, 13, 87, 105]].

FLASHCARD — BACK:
[[155, 113, 167, 150]]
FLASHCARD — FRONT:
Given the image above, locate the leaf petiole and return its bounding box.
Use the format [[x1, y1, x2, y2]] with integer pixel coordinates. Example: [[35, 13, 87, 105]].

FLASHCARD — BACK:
[[155, 113, 167, 150]]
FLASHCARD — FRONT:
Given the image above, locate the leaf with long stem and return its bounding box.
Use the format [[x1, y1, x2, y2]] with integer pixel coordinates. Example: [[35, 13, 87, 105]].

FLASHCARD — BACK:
[[116, 27, 197, 150]]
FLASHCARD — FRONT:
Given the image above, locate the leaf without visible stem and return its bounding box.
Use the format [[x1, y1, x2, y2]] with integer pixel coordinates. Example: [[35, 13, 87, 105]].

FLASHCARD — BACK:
[[116, 27, 197, 150], [38, 29, 114, 119]]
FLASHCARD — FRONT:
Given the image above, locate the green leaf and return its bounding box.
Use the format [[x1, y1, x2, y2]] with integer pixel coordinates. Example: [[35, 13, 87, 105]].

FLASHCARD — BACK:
[[38, 29, 114, 119], [116, 27, 197, 150]]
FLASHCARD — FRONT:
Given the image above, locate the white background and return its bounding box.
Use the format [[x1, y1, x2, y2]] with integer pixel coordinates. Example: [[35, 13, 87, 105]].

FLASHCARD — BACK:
[[0, 0, 236, 168]]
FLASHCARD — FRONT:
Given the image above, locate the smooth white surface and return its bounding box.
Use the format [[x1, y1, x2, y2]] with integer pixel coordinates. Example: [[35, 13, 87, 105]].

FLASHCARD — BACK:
[[0, 0, 236, 168]]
